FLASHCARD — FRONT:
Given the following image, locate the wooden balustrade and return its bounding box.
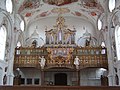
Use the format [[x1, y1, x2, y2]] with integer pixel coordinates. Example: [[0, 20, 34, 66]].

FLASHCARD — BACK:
[[14, 46, 108, 69], [77, 55, 107, 69], [73, 46, 108, 69], [14, 47, 47, 68], [14, 55, 40, 67]]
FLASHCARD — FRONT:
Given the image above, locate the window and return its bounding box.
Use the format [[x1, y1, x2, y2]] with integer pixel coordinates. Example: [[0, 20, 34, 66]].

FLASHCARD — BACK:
[[21, 78, 25, 84], [20, 20, 25, 31], [34, 78, 39, 84], [115, 25, 120, 60], [27, 78, 32, 84], [108, 0, 115, 12], [98, 19, 102, 30], [6, 0, 13, 14], [0, 25, 7, 60]]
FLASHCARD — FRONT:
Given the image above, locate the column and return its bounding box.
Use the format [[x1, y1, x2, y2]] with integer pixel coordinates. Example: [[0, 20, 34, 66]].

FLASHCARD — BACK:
[[0, 61, 7, 85], [6, 72, 14, 85], [78, 71, 80, 86], [102, 15, 115, 86], [6, 56, 14, 85], [0, 70, 4, 85], [41, 70, 45, 85], [76, 70, 80, 86]]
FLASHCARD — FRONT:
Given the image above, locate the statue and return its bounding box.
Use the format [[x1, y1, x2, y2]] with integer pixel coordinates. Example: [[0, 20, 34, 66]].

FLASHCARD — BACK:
[[32, 40, 37, 48], [85, 38, 90, 46], [39, 56, 46, 69], [74, 56, 80, 69]]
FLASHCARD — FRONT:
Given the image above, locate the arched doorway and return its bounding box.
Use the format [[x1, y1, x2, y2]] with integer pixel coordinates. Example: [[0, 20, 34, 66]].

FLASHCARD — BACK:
[[54, 73, 67, 85]]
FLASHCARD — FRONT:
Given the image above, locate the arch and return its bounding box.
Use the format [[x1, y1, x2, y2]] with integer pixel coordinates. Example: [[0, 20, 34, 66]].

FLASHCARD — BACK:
[[0, 10, 13, 61], [77, 31, 97, 47], [0, 10, 13, 85]]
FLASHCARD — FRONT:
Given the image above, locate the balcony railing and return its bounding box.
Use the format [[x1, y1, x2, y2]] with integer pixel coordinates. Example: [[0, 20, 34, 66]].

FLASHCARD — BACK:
[[14, 46, 108, 69], [73, 46, 108, 69]]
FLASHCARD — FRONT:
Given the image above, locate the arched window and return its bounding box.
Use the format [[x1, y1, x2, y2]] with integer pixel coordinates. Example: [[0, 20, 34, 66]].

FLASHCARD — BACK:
[[98, 19, 102, 30], [6, 0, 13, 14], [20, 20, 25, 31], [115, 25, 120, 60], [108, 0, 116, 12], [0, 25, 7, 60]]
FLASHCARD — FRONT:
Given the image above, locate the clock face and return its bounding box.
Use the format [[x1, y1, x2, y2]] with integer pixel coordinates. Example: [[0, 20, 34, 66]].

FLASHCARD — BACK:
[[98, 19, 102, 30], [6, 0, 13, 14], [108, 0, 115, 12]]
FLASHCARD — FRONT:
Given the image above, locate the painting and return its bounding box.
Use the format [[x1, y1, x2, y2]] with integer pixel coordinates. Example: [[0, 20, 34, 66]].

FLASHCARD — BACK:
[[35, 11, 51, 19], [51, 8, 70, 14], [80, 0, 104, 12], [90, 11, 97, 16], [25, 12, 32, 17], [71, 11, 81, 16], [43, 0, 78, 6], [18, 0, 40, 13]]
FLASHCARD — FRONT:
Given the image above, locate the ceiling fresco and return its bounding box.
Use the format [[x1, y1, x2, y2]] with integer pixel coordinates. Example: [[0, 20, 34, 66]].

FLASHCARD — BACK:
[[51, 8, 70, 14], [43, 0, 78, 6], [14, 0, 106, 28], [81, 0, 104, 11], [18, 0, 40, 13], [35, 11, 51, 18]]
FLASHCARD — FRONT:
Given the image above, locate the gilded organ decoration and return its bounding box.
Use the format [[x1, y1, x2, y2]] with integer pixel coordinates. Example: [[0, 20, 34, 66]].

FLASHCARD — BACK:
[[47, 47, 74, 65], [45, 15, 76, 66], [45, 15, 76, 45]]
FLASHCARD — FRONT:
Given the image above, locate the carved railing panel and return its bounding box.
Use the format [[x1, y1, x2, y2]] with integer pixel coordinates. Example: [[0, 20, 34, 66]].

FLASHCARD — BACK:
[[14, 47, 47, 68], [73, 47, 108, 69], [14, 46, 108, 69], [46, 47, 74, 69]]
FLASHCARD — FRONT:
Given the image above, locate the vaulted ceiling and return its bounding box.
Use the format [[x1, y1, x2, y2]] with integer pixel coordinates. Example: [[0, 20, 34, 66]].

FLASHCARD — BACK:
[[14, 0, 107, 28]]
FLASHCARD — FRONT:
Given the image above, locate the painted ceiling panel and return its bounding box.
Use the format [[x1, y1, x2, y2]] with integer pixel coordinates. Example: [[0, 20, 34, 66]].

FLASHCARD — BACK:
[[13, 0, 107, 29]]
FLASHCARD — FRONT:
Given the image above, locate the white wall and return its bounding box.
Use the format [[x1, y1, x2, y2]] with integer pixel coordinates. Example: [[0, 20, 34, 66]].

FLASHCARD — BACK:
[[25, 17, 96, 45], [19, 68, 41, 85], [80, 68, 107, 86], [19, 68, 107, 86]]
